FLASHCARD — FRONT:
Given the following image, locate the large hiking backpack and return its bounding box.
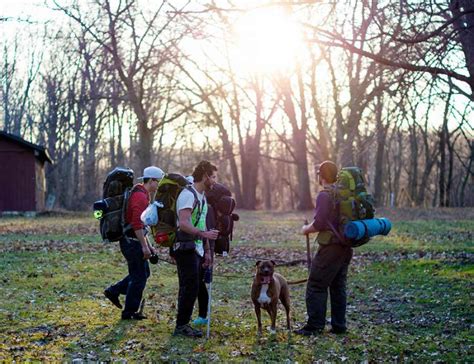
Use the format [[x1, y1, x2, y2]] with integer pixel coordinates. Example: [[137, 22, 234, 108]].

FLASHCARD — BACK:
[[93, 167, 134, 242], [206, 183, 238, 255], [318, 166, 375, 247], [150, 173, 200, 248]]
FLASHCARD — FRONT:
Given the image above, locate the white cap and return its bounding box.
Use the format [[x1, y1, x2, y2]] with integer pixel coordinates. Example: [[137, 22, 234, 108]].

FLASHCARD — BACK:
[[185, 175, 194, 184], [139, 166, 164, 180]]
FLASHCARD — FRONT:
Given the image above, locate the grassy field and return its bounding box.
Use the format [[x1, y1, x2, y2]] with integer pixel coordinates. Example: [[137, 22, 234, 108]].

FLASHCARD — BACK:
[[0, 209, 473, 362]]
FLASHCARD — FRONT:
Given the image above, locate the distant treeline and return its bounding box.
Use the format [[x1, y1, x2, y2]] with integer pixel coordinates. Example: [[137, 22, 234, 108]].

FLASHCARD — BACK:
[[1, 0, 473, 209]]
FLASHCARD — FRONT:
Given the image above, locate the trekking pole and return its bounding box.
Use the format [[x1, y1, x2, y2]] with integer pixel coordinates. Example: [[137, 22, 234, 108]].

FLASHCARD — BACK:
[[304, 219, 311, 272], [205, 267, 213, 339]]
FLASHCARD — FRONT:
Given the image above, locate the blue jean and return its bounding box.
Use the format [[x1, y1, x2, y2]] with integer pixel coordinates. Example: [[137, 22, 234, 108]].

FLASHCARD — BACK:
[[108, 237, 150, 315]]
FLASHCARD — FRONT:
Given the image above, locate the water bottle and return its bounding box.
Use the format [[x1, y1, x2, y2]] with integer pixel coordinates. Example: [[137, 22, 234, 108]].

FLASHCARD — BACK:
[[93, 200, 107, 220]]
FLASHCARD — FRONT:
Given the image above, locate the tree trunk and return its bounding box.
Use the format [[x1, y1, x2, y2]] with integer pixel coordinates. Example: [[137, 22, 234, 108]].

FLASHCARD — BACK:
[[373, 94, 386, 206], [451, 0, 474, 94], [240, 81, 265, 209], [310, 54, 330, 161], [446, 135, 455, 206], [408, 126, 419, 204], [241, 137, 260, 209], [279, 73, 313, 210], [438, 88, 452, 207], [460, 140, 474, 206]]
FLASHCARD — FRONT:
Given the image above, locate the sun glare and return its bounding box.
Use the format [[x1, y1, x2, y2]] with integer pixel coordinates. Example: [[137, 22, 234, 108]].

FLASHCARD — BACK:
[[230, 8, 305, 75]]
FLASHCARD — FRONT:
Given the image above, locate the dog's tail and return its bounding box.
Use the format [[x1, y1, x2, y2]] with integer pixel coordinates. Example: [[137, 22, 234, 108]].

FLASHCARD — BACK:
[[287, 279, 307, 285]]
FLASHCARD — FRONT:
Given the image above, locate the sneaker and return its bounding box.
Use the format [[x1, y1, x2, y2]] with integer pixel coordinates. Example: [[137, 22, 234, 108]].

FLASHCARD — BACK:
[[104, 289, 122, 309], [329, 327, 347, 334], [173, 324, 203, 338], [193, 317, 208, 326], [121, 312, 147, 320], [293, 325, 323, 336]]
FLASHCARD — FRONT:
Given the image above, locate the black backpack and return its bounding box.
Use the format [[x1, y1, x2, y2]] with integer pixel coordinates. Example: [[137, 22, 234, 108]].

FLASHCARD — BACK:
[[206, 183, 239, 255], [93, 167, 134, 242]]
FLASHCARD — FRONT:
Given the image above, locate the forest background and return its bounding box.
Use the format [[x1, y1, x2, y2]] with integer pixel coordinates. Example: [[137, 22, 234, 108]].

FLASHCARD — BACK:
[[1, 0, 473, 211]]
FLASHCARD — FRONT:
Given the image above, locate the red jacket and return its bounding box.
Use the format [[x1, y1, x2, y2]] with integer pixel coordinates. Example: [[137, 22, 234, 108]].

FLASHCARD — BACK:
[[126, 184, 149, 231]]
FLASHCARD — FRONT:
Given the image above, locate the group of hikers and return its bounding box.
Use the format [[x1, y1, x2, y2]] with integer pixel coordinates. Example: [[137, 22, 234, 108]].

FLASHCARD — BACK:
[[103, 160, 353, 338]]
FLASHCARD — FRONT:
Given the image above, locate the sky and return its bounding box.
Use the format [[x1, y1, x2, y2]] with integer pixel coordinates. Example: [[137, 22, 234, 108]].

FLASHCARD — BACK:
[[2, 0, 53, 20], [1, 0, 471, 135]]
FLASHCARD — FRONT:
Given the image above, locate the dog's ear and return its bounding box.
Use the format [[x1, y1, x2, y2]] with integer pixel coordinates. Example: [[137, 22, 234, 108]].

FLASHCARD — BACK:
[[256, 260, 261, 266], [271, 260, 276, 266]]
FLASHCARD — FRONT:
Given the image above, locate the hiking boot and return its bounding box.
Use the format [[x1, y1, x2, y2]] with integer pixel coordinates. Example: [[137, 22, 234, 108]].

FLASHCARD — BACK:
[[329, 326, 347, 334], [121, 312, 147, 320], [173, 324, 203, 338], [104, 289, 122, 309], [293, 325, 323, 336], [193, 317, 208, 326]]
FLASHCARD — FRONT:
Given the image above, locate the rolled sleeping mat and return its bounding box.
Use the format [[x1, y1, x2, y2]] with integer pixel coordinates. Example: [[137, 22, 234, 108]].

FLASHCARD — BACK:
[[344, 218, 392, 241]]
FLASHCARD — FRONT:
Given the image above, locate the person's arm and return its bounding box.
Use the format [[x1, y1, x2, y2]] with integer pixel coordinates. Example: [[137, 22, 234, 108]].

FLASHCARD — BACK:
[[135, 228, 151, 259], [178, 208, 219, 241], [301, 222, 317, 235], [300, 192, 332, 235], [203, 239, 212, 268], [128, 189, 152, 259]]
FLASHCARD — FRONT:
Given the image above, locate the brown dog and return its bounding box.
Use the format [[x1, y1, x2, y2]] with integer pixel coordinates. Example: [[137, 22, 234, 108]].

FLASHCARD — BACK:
[[251, 260, 291, 335]]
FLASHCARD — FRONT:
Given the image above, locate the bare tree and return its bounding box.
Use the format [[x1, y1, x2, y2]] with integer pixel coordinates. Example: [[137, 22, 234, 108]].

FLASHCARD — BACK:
[[54, 0, 194, 173]]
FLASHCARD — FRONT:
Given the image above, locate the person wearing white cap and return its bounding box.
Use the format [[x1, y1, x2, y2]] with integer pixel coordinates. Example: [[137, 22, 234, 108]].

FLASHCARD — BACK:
[[104, 166, 164, 320]]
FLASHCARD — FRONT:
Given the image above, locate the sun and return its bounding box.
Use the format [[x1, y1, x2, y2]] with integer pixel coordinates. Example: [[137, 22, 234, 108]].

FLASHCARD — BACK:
[[229, 7, 305, 75]]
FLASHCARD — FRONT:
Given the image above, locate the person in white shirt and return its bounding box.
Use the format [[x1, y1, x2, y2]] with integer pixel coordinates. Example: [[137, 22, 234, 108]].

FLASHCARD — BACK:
[[172, 160, 219, 338]]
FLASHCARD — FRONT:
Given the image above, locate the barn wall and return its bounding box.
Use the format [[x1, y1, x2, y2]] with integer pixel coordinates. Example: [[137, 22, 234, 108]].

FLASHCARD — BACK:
[[0, 138, 36, 211]]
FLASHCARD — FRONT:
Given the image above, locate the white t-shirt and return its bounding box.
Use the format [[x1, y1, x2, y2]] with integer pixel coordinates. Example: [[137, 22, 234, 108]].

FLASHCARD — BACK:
[[176, 186, 207, 256]]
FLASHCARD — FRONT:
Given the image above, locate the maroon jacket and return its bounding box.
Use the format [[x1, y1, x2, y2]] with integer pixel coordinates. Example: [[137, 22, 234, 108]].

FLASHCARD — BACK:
[[126, 184, 149, 232], [312, 190, 339, 233]]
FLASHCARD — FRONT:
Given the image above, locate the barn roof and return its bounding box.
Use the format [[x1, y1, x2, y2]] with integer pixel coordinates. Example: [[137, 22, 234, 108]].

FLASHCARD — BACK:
[[0, 131, 53, 164]]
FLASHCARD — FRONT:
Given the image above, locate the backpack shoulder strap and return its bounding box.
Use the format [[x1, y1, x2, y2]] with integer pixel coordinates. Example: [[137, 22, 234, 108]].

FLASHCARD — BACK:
[[121, 187, 133, 234], [185, 186, 205, 227], [122, 185, 147, 235], [321, 185, 347, 244]]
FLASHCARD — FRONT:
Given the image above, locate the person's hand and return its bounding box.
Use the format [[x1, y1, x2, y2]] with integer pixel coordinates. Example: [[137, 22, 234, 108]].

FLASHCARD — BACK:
[[201, 229, 219, 240], [142, 245, 152, 260], [301, 224, 310, 236], [203, 250, 213, 269]]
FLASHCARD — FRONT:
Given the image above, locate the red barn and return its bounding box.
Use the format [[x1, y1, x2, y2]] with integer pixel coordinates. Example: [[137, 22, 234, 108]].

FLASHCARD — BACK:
[[0, 131, 53, 213]]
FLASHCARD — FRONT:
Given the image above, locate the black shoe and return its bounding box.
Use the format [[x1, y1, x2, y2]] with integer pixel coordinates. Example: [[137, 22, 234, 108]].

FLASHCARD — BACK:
[[293, 325, 323, 336], [121, 312, 147, 320], [173, 324, 203, 338], [104, 289, 122, 309], [329, 327, 347, 334]]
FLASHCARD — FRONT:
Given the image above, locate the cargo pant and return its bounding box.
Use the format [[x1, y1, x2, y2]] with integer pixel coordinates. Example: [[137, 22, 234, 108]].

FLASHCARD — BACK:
[[305, 243, 353, 331]]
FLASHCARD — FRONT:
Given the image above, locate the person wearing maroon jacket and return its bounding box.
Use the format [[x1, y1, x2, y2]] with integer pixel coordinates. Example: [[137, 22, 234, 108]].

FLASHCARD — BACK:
[[104, 166, 164, 320]]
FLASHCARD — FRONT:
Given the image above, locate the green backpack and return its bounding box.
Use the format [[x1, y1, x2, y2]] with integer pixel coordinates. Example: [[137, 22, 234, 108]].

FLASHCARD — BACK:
[[317, 167, 375, 247], [150, 173, 200, 247]]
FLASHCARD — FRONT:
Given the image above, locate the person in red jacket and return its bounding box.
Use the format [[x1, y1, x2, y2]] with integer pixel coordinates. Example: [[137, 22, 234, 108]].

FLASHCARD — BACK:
[[104, 166, 164, 320]]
